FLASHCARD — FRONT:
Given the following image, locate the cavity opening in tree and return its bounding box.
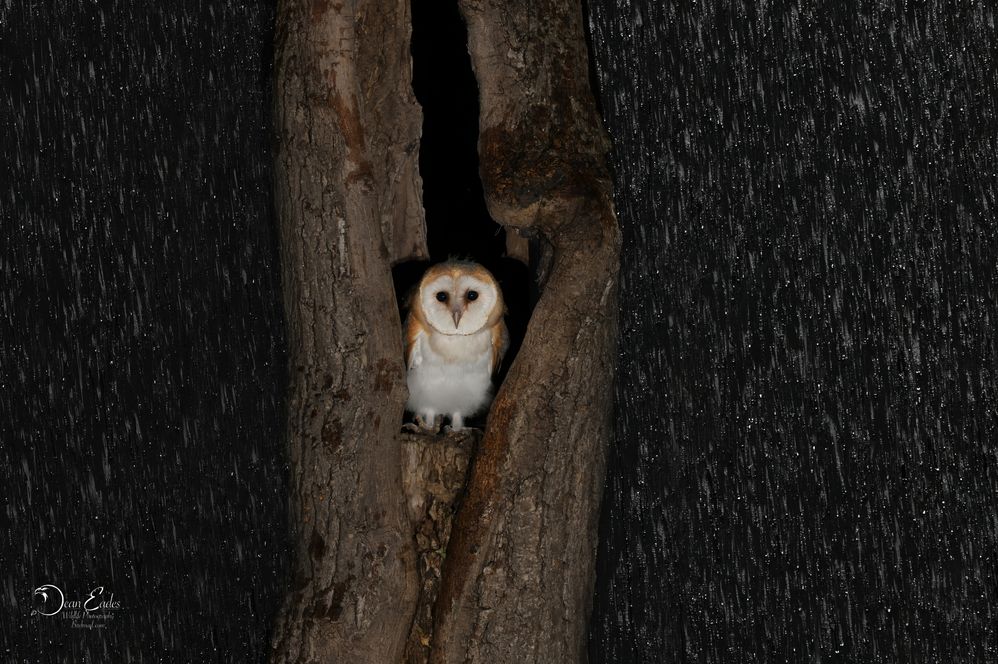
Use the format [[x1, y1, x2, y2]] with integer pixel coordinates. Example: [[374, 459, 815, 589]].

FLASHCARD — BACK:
[[393, 0, 532, 403], [411, 0, 494, 261]]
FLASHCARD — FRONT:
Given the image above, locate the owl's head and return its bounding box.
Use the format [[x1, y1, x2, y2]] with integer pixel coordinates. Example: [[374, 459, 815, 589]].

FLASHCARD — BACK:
[[415, 261, 504, 335]]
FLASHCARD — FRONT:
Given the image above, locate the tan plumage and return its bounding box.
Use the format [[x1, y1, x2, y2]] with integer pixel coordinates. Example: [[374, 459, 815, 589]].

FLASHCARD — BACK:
[[404, 261, 508, 430]]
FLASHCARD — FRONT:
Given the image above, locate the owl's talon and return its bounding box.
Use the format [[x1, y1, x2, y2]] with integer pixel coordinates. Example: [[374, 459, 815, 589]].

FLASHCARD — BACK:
[[413, 414, 440, 433], [443, 413, 470, 434]]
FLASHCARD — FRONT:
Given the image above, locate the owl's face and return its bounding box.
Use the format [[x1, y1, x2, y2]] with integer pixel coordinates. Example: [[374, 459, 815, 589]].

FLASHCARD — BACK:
[[417, 262, 503, 336]]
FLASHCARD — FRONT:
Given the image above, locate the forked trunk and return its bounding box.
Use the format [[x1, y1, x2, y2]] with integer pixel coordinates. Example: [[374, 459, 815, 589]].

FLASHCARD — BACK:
[[270, 0, 618, 661]]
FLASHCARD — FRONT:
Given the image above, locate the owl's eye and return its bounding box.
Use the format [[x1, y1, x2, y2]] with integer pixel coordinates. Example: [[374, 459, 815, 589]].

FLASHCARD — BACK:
[[466, 290, 479, 301], [436, 291, 449, 302]]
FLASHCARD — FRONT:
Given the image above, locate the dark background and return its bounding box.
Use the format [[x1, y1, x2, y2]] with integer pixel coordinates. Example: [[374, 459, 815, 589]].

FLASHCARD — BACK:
[[3, 1, 996, 662], [2, 3, 286, 660], [588, 2, 997, 662]]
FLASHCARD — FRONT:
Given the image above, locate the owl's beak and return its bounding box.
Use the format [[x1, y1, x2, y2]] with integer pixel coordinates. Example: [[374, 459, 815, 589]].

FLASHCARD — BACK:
[[451, 306, 463, 329]]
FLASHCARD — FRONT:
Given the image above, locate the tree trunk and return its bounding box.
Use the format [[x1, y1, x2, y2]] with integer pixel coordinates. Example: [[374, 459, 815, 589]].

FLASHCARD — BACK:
[[427, 2, 619, 661], [270, 0, 618, 661], [269, 0, 426, 661]]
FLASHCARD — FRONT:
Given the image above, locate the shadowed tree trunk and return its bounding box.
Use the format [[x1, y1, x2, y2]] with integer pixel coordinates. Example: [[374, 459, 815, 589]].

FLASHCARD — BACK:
[[270, 0, 618, 661], [268, 0, 426, 661], [427, 0, 620, 662]]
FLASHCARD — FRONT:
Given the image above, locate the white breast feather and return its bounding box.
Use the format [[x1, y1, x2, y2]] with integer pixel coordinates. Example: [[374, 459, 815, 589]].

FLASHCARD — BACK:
[[406, 329, 494, 418]]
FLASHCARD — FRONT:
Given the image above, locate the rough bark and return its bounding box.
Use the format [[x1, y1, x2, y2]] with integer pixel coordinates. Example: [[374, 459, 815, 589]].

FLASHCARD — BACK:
[[428, 1, 620, 662], [400, 431, 479, 664], [269, 0, 426, 661], [270, 0, 617, 661]]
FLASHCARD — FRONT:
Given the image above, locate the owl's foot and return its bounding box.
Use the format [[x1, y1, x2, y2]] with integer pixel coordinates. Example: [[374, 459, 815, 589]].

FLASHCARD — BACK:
[[442, 413, 470, 434], [411, 412, 441, 433]]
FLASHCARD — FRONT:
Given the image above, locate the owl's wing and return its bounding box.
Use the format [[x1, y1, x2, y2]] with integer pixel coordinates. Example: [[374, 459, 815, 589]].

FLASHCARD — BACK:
[[405, 315, 427, 369], [489, 321, 510, 375]]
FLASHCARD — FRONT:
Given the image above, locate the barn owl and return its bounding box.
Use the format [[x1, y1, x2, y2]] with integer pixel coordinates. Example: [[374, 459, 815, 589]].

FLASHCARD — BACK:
[[404, 261, 509, 431]]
